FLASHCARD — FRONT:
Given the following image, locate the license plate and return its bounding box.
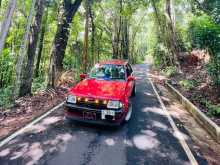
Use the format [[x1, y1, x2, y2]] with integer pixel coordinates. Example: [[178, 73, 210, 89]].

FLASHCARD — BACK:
[[83, 112, 96, 120], [101, 110, 115, 120]]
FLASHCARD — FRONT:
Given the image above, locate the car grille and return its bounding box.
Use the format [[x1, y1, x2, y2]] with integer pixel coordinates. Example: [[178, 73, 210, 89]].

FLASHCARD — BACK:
[[76, 98, 107, 109]]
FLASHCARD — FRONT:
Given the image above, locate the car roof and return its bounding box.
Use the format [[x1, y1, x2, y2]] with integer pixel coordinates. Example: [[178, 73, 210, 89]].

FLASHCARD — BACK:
[[99, 59, 128, 66]]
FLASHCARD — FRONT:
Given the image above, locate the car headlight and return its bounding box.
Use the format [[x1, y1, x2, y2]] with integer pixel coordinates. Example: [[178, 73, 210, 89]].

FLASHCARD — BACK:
[[66, 95, 76, 104], [107, 100, 123, 109]]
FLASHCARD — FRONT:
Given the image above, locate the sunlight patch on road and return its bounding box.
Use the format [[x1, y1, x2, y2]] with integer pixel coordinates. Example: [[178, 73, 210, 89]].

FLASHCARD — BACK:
[[25, 142, 43, 165], [0, 148, 10, 157], [41, 116, 62, 125], [24, 116, 62, 133], [144, 91, 154, 96], [56, 133, 73, 142], [43, 133, 74, 146], [105, 138, 115, 146], [3, 132, 74, 164], [10, 142, 29, 160], [133, 134, 160, 150], [141, 130, 157, 137], [142, 107, 166, 116], [152, 121, 168, 130]]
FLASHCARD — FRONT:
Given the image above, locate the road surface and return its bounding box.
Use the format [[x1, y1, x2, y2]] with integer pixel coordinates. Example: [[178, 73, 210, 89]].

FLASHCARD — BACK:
[[0, 64, 207, 165]]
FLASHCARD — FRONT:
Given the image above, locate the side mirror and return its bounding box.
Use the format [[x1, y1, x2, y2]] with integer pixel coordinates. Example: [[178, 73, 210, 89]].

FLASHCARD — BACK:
[[127, 76, 135, 82], [80, 73, 87, 80]]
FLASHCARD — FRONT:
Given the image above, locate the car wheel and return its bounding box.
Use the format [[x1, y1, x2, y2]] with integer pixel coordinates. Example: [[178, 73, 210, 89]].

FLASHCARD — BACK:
[[125, 103, 132, 122], [131, 84, 136, 97]]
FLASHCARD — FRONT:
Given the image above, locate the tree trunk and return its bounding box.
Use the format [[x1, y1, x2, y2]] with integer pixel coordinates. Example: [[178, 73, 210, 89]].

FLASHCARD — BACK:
[[112, 17, 119, 59], [121, 18, 129, 59], [151, 0, 175, 67], [112, 0, 123, 59], [19, 0, 44, 97], [151, 0, 163, 40], [165, 0, 180, 69], [97, 30, 103, 62], [14, 0, 37, 98], [88, 0, 95, 64], [0, 0, 16, 56], [48, 0, 82, 88], [82, 0, 89, 73], [130, 14, 145, 63], [35, 8, 48, 77]]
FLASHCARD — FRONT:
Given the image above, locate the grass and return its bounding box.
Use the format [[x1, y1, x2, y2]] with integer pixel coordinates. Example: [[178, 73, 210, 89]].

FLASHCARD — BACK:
[[179, 80, 196, 90], [0, 86, 14, 108], [162, 66, 177, 77], [32, 76, 47, 93]]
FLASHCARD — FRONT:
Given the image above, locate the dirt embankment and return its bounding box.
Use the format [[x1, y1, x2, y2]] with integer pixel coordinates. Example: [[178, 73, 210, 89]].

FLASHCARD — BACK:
[[150, 49, 220, 126], [0, 70, 76, 140], [0, 87, 67, 140]]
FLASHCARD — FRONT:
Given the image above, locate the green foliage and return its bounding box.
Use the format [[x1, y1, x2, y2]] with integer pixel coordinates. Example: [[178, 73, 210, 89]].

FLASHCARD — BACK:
[[206, 61, 220, 85], [162, 66, 177, 77], [189, 15, 220, 53], [0, 49, 15, 88], [192, 0, 220, 24], [152, 43, 170, 68], [203, 100, 220, 116], [32, 76, 46, 93], [0, 86, 13, 108], [209, 105, 220, 116], [179, 80, 195, 90], [0, 0, 220, 112], [189, 14, 220, 86], [176, 24, 191, 51]]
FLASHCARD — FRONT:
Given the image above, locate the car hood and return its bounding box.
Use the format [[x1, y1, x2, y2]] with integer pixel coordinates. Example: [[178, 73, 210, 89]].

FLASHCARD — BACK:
[[69, 78, 127, 100]]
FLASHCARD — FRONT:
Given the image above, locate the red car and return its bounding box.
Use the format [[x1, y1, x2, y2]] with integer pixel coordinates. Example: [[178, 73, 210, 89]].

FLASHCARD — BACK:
[[64, 60, 136, 126]]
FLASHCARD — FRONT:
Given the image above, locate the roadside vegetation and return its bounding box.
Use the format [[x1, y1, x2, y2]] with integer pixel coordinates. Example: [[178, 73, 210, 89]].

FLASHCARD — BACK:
[[148, 0, 220, 123], [0, 0, 219, 124]]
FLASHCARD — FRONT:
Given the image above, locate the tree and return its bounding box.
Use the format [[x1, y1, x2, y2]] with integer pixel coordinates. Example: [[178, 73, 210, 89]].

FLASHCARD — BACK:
[[0, 0, 16, 56], [88, 0, 96, 64], [150, 0, 181, 68], [121, 18, 129, 59], [193, 0, 220, 24], [130, 14, 145, 63], [165, 0, 180, 69], [112, 0, 122, 59], [82, 0, 89, 73], [14, 0, 37, 98], [48, 0, 82, 88], [35, 7, 49, 77], [19, 0, 45, 97]]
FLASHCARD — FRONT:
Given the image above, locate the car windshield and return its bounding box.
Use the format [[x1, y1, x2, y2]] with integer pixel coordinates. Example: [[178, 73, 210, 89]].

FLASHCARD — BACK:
[[89, 64, 126, 81]]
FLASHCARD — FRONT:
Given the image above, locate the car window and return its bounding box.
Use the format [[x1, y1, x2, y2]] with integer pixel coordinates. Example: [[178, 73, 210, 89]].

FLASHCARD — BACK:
[[89, 64, 125, 81]]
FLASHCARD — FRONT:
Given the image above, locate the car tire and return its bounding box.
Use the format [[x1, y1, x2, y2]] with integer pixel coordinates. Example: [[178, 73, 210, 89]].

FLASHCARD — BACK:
[[131, 84, 136, 97], [125, 103, 132, 122]]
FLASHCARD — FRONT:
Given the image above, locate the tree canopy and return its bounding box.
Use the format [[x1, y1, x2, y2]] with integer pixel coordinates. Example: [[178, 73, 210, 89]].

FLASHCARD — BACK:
[[0, 0, 219, 108]]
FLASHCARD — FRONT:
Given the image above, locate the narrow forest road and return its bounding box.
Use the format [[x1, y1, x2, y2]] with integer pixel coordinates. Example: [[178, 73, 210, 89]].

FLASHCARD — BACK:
[[0, 64, 207, 165]]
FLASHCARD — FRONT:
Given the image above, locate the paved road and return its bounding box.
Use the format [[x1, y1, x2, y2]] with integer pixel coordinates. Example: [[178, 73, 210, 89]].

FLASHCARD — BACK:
[[0, 64, 206, 165]]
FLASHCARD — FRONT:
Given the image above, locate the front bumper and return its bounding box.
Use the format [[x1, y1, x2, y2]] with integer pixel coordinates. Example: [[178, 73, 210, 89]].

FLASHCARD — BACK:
[[64, 103, 126, 126]]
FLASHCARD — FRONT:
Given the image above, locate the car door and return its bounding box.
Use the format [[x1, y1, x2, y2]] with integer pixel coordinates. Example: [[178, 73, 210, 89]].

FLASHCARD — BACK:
[[126, 64, 134, 97]]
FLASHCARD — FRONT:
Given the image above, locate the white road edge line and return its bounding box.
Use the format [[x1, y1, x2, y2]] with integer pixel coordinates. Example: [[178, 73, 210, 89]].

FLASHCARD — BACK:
[[0, 101, 65, 148], [148, 77, 198, 165]]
